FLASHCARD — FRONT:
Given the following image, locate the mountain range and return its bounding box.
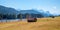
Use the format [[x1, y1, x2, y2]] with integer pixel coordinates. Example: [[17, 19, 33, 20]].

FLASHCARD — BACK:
[[0, 5, 52, 17], [0, 5, 19, 15]]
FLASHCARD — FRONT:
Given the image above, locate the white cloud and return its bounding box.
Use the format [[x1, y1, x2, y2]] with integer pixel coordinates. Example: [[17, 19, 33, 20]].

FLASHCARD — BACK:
[[53, 6, 57, 9], [49, 10, 60, 15]]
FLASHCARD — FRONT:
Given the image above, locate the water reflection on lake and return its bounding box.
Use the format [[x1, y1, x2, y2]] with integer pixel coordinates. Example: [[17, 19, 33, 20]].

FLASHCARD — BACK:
[[0, 19, 20, 22]]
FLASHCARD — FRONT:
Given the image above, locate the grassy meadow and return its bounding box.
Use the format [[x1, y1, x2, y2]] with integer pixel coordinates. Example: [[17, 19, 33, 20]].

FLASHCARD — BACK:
[[0, 16, 60, 30]]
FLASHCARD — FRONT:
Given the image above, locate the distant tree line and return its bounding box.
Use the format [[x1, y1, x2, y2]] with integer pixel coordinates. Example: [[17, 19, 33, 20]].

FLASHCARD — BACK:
[[1, 13, 59, 20], [0, 13, 44, 20], [0, 13, 17, 19]]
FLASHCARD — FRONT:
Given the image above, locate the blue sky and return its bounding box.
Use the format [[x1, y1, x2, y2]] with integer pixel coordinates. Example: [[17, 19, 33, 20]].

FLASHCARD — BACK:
[[0, 0, 60, 14]]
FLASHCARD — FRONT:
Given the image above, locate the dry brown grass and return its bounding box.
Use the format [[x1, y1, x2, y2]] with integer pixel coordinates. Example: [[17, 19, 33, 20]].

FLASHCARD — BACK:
[[0, 16, 60, 30]]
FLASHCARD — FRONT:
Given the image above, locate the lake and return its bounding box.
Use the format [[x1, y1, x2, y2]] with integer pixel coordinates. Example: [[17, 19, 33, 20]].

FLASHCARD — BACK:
[[0, 19, 26, 22]]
